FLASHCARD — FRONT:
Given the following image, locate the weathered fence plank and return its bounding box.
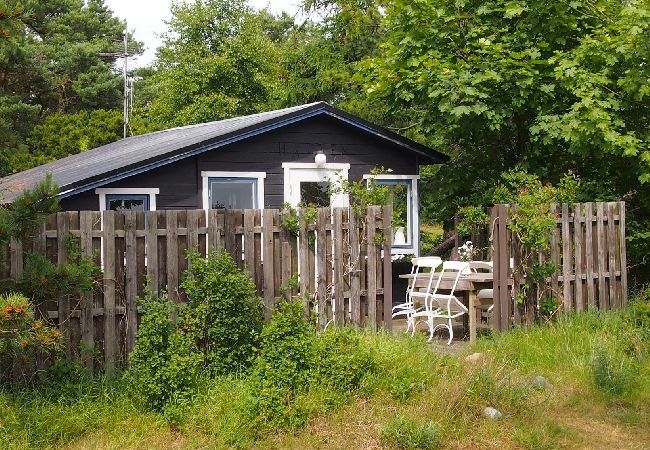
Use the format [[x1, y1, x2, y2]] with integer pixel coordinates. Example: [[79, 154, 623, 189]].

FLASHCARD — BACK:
[[102, 211, 116, 375], [316, 207, 329, 329]]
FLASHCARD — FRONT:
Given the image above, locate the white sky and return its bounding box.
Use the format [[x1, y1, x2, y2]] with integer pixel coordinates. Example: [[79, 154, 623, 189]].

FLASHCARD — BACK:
[[104, 0, 305, 68]]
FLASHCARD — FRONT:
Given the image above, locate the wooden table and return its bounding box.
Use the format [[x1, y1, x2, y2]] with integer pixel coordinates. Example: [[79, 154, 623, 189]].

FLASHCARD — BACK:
[[398, 272, 494, 343]]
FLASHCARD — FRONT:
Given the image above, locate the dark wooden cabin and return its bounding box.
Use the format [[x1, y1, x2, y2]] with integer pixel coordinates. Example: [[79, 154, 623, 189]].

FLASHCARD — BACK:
[[0, 102, 447, 255]]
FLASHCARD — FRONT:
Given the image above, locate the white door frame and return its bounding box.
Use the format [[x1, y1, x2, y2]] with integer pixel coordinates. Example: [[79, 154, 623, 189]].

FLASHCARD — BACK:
[[282, 162, 350, 207]]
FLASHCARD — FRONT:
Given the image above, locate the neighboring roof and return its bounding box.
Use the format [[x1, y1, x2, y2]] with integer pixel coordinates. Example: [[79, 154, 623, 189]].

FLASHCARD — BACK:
[[0, 102, 448, 201]]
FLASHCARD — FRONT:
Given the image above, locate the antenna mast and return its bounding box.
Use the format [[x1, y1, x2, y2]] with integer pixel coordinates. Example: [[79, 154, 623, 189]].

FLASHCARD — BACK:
[[123, 22, 129, 139]]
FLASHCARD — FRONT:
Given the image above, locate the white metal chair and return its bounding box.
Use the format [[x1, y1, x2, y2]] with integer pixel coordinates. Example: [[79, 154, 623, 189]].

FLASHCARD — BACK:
[[411, 261, 469, 344], [392, 257, 442, 333]]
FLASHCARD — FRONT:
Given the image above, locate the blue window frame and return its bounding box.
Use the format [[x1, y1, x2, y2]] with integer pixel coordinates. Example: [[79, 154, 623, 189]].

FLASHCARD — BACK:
[[208, 177, 259, 209], [105, 194, 150, 212]]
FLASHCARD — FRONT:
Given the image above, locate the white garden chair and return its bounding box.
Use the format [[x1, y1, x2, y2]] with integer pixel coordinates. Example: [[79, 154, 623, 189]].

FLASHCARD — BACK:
[[392, 257, 442, 333], [411, 260, 469, 344]]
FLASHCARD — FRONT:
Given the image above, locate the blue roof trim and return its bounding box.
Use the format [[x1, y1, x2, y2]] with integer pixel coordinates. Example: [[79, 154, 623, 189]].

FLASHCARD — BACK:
[[60, 106, 444, 199]]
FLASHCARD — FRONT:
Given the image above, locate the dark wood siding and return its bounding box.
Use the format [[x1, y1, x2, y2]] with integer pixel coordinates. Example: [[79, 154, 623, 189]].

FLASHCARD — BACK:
[[59, 115, 419, 211]]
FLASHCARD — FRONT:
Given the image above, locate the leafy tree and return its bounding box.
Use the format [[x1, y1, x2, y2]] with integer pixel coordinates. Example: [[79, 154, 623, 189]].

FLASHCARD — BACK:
[[277, 0, 385, 106], [141, 0, 281, 128], [359, 0, 649, 280]]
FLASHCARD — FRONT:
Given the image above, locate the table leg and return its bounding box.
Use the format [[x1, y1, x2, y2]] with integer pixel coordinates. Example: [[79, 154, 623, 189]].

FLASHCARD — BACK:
[[469, 291, 477, 344]]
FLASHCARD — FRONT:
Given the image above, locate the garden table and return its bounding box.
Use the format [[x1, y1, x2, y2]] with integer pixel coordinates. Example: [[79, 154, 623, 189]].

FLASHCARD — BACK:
[[398, 272, 494, 344]]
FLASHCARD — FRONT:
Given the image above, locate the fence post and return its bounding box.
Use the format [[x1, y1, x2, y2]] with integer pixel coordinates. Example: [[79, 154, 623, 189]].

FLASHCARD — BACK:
[[618, 202, 628, 306], [382, 205, 393, 330]]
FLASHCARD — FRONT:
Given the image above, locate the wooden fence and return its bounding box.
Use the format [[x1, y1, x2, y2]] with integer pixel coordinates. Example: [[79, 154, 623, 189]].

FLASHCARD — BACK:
[[490, 202, 627, 330], [0, 207, 393, 373]]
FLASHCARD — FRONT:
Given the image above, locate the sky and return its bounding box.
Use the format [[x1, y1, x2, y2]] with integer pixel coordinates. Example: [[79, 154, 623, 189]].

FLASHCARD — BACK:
[[104, 0, 305, 68]]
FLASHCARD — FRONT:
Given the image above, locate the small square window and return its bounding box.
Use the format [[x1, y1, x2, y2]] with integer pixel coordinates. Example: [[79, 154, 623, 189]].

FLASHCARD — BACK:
[[300, 181, 330, 207]]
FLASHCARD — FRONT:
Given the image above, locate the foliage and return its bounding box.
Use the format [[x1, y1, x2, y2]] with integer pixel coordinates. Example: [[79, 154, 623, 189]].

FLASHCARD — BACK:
[[0, 175, 58, 247], [9, 110, 123, 172], [0, 0, 142, 175], [457, 206, 489, 237], [419, 226, 444, 256], [127, 288, 202, 419], [502, 170, 580, 251], [380, 416, 441, 450], [332, 166, 392, 215], [253, 299, 316, 429], [627, 286, 650, 338], [0, 178, 101, 386], [2, 308, 650, 448], [0, 292, 62, 385], [253, 300, 377, 430], [359, 0, 650, 284], [181, 250, 264, 375], [591, 350, 637, 396], [279, 202, 318, 241], [141, 0, 280, 128], [312, 327, 377, 392], [19, 245, 99, 307]]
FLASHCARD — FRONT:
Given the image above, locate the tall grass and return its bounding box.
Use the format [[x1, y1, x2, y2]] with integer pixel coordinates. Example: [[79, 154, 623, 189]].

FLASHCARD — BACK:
[[1, 308, 648, 449]]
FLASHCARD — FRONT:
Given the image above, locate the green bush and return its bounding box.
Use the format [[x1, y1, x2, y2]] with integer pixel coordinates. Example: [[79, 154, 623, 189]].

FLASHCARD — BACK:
[[127, 289, 202, 418], [253, 299, 315, 429], [0, 292, 62, 386], [181, 250, 264, 375], [419, 228, 444, 256], [313, 327, 377, 393], [381, 416, 441, 450]]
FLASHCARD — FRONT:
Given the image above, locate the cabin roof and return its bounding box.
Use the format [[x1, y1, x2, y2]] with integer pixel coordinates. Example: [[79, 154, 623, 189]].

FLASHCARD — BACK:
[[0, 102, 447, 200]]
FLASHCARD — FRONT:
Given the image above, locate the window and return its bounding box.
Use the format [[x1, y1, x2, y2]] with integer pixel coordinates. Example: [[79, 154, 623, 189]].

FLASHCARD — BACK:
[[201, 172, 265, 210], [300, 181, 330, 207], [364, 174, 420, 255], [96, 188, 159, 212], [106, 194, 149, 212]]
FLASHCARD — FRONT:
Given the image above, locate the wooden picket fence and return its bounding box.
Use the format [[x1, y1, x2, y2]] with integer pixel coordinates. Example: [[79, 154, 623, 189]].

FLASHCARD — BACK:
[[490, 202, 627, 330], [0, 207, 393, 373]]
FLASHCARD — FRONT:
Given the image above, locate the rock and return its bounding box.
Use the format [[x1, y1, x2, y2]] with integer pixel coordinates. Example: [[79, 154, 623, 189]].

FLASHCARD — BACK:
[[483, 407, 502, 420], [531, 375, 553, 390], [465, 352, 484, 363]]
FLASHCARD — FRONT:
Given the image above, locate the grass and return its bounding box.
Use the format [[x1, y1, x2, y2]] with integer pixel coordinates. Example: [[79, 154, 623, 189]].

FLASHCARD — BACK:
[[1, 309, 649, 449]]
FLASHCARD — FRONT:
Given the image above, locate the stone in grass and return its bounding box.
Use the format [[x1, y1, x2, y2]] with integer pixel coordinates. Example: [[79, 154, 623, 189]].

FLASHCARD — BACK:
[[531, 375, 553, 390], [465, 352, 484, 363], [483, 407, 502, 420]]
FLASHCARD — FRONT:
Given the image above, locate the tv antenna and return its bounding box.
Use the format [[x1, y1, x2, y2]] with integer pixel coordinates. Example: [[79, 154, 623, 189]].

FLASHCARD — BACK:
[[99, 22, 134, 138]]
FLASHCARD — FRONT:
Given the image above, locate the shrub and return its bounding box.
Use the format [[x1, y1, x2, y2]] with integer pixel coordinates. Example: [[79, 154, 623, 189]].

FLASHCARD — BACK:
[[253, 299, 315, 429], [181, 250, 264, 375], [0, 292, 62, 386], [380, 416, 441, 450], [313, 327, 377, 393], [127, 289, 202, 417]]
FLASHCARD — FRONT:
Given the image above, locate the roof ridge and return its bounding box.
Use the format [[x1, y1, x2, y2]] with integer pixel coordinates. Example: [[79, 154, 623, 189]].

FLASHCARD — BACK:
[[143, 101, 328, 137]]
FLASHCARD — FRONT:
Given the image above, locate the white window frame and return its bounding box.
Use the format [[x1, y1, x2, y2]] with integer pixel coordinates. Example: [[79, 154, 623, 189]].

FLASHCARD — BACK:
[[201, 171, 266, 210], [363, 174, 420, 255], [282, 162, 350, 208], [96, 187, 159, 212]]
